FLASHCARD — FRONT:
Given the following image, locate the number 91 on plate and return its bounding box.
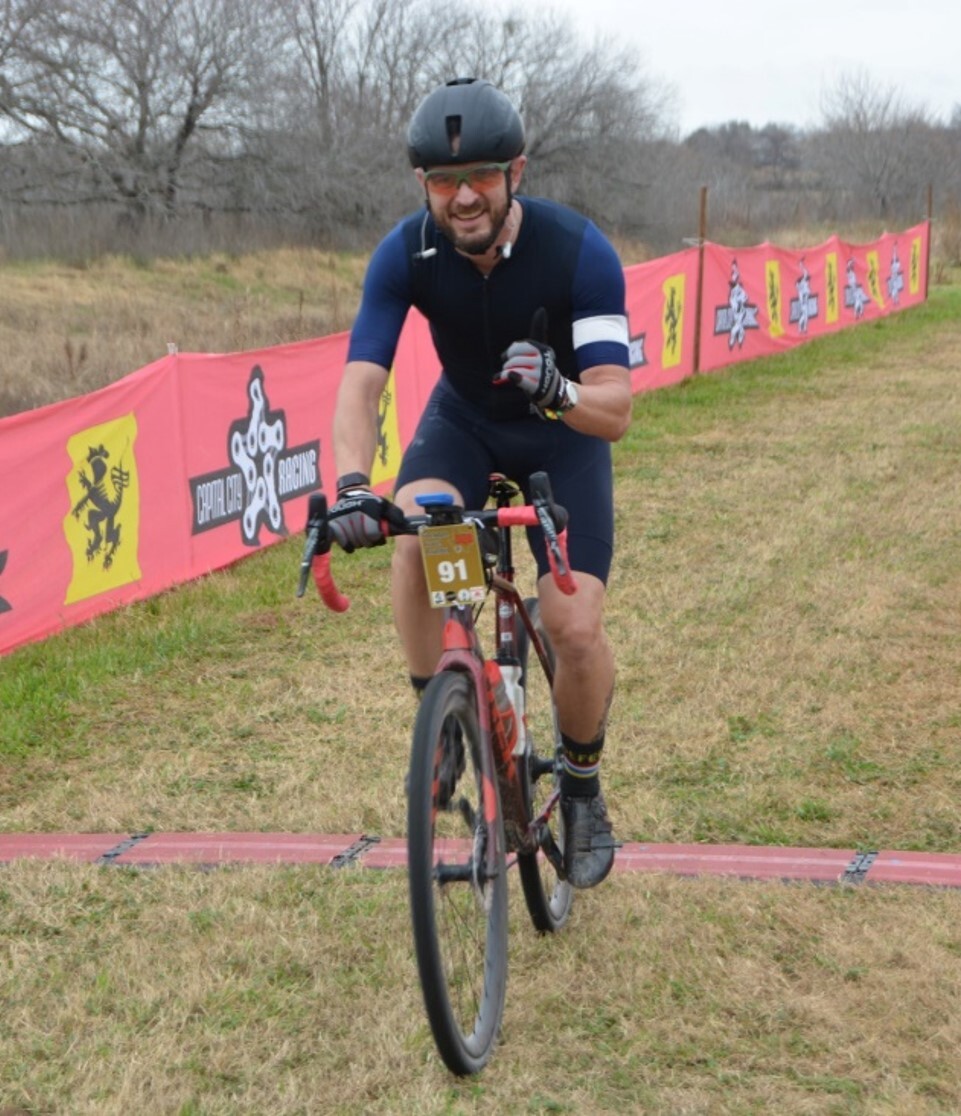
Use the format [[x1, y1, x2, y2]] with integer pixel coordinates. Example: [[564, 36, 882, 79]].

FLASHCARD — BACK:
[[418, 522, 487, 607]]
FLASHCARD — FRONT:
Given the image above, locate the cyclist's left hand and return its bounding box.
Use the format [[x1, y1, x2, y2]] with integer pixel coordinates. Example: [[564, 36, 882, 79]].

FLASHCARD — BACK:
[[494, 339, 567, 411]]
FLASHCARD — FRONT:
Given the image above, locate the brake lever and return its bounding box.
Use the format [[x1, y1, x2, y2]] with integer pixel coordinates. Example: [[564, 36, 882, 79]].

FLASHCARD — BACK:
[[534, 501, 577, 595], [296, 492, 330, 598], [534, 503, 568, 576]]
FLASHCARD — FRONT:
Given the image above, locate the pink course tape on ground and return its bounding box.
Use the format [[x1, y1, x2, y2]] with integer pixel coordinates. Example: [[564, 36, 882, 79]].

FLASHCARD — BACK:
[[111, 832, 367, 866], [2, 833, 960, 888], [611, 843, 857, 883], [0, 834, 124, 862], [867, 851, 961, 888]]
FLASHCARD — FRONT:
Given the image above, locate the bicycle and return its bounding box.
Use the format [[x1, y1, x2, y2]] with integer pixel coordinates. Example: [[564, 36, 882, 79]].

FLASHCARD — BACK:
[[297, 471, 577, 1075]]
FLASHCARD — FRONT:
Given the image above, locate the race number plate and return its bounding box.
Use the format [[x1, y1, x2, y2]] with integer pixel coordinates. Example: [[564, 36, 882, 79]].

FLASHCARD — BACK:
[[419, 522, 486, 608]]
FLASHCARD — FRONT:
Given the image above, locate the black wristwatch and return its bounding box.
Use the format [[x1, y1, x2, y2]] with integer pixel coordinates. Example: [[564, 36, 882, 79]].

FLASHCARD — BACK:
[[336, 471, 371, 494]]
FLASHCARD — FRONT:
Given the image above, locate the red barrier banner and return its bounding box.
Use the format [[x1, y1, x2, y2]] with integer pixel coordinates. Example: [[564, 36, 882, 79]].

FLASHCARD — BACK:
[[624, 249, 699, 392], [0, 223, 929, 656], [1, 355, 177, 654], [177, 337, 344, 576], [0, 340, 343, 655], [698, 223, 929, 373], [0, 323, 439, 655]]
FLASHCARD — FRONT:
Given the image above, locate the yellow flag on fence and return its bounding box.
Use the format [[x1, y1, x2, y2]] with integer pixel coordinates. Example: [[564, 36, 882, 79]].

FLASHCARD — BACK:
[[371, 368, 403, 490], [63, 415, 142, 605]]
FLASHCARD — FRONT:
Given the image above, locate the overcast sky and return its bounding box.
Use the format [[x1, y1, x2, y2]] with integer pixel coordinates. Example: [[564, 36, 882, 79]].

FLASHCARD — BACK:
[[522, 0, 961, 135]]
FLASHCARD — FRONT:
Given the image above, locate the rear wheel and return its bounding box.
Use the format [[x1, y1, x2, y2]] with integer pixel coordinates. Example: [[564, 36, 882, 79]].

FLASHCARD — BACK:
[[516, 598, 574, 933], [407, 670, 508, 1075]]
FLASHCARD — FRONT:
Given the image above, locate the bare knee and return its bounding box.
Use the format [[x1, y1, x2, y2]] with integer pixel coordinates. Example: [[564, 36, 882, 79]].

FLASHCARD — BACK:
[[392, 533, 423, 587], [549, 610, 605, 664]]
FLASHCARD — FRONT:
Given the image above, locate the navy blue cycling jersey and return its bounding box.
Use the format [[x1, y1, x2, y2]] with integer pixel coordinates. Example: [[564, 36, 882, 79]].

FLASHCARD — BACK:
[[347, 196, 630, 421]]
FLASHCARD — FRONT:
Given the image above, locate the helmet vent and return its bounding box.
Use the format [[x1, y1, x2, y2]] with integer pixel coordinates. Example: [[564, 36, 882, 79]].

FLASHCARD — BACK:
[[445, 115, 462, 156]]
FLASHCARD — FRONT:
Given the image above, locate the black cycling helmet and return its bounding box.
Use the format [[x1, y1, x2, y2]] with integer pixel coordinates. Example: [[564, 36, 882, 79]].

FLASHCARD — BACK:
[[407, 77, 525, 169]]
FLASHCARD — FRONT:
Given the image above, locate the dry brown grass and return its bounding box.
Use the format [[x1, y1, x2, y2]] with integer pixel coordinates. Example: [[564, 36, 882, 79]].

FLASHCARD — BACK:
[[0, 250, 368, 417], [4, 280, 960, 852], [603, 314, 961, 854], [2, 260, 961, 1111], [3, 863, 961, 1114]]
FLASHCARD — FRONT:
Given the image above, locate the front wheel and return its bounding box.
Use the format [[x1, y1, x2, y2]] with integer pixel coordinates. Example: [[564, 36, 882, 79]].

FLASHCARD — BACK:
[[407, 670, 508, 1075], [516, 598, 574, 933]]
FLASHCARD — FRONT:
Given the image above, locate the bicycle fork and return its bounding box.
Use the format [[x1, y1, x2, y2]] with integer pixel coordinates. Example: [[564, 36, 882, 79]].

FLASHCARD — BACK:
[[434, 610, 505, 888]]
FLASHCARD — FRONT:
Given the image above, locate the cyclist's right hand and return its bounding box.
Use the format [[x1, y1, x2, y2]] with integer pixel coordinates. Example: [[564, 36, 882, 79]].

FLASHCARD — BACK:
[[327, 486, 394, 552]]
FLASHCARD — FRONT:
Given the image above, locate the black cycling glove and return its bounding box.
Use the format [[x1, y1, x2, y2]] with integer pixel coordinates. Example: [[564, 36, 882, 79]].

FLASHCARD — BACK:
[[495, 339, 570, 413], [328, 486, 390, 552]]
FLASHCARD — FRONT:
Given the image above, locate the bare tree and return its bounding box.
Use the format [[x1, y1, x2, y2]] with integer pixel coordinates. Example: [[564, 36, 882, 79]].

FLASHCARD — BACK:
[[257, 0, 673, 241], [812, 70, 935, 219], [0, 0, 283, 217], [0, 0, 44, 97], [275, 0, 357, 148]]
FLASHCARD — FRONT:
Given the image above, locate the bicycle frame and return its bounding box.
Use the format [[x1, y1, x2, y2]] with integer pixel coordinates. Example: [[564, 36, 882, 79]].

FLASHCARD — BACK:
[[298, 468, 573, 868], [431, 478, 563, 864], [299, 469, 577, 1075]]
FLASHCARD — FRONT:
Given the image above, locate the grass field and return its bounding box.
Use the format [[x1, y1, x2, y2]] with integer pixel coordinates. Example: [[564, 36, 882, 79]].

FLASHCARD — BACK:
[[0, 250, 370, 417], [1, 260, 960, 1114]]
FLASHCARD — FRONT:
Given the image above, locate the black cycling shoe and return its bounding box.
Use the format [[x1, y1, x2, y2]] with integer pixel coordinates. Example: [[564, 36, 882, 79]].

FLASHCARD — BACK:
[[435, 721, 466, 810], [560, 791, 617, 888]]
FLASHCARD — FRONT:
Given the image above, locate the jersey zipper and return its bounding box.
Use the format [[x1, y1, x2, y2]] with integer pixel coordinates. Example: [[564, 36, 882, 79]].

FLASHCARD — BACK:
[[481, 272, 494, 372]]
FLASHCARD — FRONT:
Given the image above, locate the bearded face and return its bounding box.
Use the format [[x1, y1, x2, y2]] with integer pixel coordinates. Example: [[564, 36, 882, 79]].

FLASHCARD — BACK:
[[418, 159, 524, 257]]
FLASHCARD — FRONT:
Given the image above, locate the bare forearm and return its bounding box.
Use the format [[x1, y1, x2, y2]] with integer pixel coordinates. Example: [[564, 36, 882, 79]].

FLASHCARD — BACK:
[[332, 361, 390, 480], [562, 365, 633, 443]]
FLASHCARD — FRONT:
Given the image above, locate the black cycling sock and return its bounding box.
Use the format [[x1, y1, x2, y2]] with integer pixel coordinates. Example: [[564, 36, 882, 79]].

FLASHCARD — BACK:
[[410, 674, 432, 699], [560, 733, 603, 798]]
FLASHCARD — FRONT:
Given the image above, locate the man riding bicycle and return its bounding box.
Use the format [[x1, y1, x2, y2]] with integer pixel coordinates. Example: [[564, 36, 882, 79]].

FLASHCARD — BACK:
[[328, 77, 632, 888]]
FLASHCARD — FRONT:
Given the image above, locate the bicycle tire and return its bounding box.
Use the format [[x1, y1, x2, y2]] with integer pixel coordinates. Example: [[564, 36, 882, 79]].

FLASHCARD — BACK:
[[516, 598, 574, 933], [407, 669, 508, 1075]]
